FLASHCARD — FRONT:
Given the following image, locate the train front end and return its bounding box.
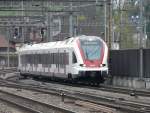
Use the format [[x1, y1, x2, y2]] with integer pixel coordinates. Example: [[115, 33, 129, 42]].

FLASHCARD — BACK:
[[75, 36, 108, 83]]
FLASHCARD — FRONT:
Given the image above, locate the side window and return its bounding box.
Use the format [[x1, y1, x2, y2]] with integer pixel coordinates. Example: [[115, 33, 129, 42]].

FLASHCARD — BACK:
[[65, 53, 69, 65], [30, 54, 33, 64], [43, 54, 46, 66], [20, 55, 22, 64], [25, 55, 27, 65], [34, 54, 38, 66], [33, 54, 35, 65], [72, 52, 77, 63], [52, 53, 54, 64], [39, 54, 41, 64]]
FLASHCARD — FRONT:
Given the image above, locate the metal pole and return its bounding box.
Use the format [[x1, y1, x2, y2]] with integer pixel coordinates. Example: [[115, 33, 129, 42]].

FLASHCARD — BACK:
[[139, 0, 143, 48], [110, 0, 113, 49], [104, 0, 107, 42], [139, 48, 143, 79], [74, 15, 78, 36], [139, 0, 143, 79], [21, 0, 25, 43], [144, 19, 147, 48], [108, 0, 112, 49], [112, 18, 115, 49], [46, 2, 51, 42], [69, 2, 73, 37], [47, 13, 51, 42], [119, 0, 122, 49], [7, 28, 10, 67]]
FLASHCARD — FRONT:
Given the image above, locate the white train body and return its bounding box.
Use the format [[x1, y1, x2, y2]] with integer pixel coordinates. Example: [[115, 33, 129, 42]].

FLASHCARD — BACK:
[[18, 35, 109, 83]]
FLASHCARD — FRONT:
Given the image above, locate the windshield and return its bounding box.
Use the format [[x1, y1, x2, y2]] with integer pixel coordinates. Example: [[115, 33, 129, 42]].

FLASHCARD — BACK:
[[80, 39, 102, 60]]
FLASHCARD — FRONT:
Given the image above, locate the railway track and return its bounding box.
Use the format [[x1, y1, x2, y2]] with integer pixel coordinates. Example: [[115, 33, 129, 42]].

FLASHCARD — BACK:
[[0, 67, 17, 74], [98, 84, 150, 97], [6, 69, 149, 98], [33, 77, 150, 97], [0, 88, 75, 113], [0, 79, 117, 113], [0, 78, 150, 113]]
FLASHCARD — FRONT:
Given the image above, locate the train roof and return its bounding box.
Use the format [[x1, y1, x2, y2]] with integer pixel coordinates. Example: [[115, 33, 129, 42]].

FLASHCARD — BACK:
[[18, 35, 103, 52]]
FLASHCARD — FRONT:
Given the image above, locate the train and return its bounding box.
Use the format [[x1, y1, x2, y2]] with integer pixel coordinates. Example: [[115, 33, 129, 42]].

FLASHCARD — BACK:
[[18, 35, 109, 84]]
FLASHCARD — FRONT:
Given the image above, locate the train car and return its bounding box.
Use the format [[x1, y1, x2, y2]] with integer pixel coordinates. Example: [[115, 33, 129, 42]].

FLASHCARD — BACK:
[[18, 35, 109, 84]]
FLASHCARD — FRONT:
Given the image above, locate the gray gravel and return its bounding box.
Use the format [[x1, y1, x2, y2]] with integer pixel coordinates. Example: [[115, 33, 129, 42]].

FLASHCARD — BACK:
[[0, 87, 93, 113], [4, 74, 150, 113], [19, 79, 150, 105], [0, 100, 28, 113]]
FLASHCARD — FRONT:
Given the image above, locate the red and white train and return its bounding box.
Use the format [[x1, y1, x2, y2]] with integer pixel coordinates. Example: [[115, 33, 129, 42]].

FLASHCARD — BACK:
[[18, 35, 109, 84]]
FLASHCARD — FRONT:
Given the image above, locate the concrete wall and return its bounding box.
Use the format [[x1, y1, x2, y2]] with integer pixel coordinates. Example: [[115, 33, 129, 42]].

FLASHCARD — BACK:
[[109, 76, 150, 89]]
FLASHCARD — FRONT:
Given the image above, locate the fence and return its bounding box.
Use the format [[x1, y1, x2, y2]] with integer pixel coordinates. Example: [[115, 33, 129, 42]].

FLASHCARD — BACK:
[[0, 54, 18, 68], [109, 49, 150, 78]]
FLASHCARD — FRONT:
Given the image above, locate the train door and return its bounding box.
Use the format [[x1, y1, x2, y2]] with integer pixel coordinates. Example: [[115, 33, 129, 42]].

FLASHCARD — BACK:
[[62, 50, 66, 75], [72, 51, 77, 64], [58, 49, 69, 78], [63, 50, 70, 77], [18, 54, 21, 70], [63, 50, 69, 77], [48, 52, 52, 75], [68, 49, 72, 74], [71, 50, 78, 76]]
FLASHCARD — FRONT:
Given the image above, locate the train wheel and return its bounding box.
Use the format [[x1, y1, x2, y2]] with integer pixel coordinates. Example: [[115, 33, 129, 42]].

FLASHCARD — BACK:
[[95, 82, 100, 86], [20, 73, 28, 79], [68, 74, 72, 80]]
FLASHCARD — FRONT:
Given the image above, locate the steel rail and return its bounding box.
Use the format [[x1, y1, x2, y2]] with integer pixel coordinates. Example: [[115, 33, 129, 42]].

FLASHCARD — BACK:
[[0, 89, 75, 113], [2, 73, 150, 97], [98, 84, 150, 97], [0, 79, 150, 113], [38, 78, 150, 97], [0, 0, 107, 2], [0, 97, 42, 113], [0, 68, 17, 75]]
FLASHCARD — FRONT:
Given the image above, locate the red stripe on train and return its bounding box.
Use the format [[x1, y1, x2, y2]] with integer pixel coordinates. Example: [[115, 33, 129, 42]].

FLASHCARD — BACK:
[[76, 39, 105, 68]]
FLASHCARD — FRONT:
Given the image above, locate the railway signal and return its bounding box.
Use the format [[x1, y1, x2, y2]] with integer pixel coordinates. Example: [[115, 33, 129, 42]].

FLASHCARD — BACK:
[[13, 27, 19, 39], [40, 27, 46, 41]]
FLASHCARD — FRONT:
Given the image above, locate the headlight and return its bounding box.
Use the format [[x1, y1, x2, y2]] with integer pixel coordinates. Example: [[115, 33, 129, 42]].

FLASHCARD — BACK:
[[80, 64, 86, 67], [100, 64, 106, 67]]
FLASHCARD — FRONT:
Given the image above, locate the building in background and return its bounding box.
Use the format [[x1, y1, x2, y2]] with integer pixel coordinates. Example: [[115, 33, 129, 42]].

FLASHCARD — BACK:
[[0, 35, 17, 67]]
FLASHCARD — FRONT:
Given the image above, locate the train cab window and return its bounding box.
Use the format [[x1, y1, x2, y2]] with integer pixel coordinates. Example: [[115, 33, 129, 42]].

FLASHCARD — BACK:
[[72, 52, 77, 63], [43, 54, 47, 66]]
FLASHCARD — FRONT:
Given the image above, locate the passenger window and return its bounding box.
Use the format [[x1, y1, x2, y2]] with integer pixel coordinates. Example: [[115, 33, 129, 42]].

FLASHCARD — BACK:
[[72, 52, 77, 63]]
